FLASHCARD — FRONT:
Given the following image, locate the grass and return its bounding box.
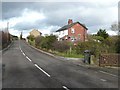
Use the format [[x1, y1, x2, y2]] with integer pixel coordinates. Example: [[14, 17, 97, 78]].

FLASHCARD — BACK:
[[56, 52, 84, 58], [28, 40, 84, 58]]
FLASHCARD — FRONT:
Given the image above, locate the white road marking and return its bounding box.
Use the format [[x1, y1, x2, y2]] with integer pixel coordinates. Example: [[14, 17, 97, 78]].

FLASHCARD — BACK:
[[19, 47, 51, 78], [99, 70, 117, 77], [22, 52, 25, 56], [20, 47, 23, 53], [21, 50, 23, 53], [100, 79, 107, 82], [62, 86, 70, 90], [34, 64, 51, 77], [20, 48, 31, 62], [26, 56, 32, 62]]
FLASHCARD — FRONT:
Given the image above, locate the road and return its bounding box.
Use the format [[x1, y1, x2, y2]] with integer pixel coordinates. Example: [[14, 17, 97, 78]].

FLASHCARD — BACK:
[[2, 40, 119, 89]]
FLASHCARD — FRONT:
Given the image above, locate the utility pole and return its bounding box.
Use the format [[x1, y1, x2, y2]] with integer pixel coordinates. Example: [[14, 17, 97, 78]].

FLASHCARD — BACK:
[[6, 22, 9, 43], [20, 32, 22, 40]]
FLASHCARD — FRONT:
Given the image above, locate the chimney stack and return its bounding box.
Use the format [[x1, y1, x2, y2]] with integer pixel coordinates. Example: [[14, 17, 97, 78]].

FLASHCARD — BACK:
[[68, 19, 73, 25]]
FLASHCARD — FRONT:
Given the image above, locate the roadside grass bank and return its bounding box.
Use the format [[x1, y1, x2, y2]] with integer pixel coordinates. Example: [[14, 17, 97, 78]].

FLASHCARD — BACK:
[[26, 39, 120, 69], [26, 34, 119, 67], [27, 40, 84, 58]]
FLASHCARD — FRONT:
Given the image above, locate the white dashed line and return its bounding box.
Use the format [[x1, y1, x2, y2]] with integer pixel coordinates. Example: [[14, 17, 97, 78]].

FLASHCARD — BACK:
[[20, 47, 23, 52], [100, 79, 107, 82], [20, 47, 51, 77], [22, 52, 25, 56], [26, 56, 32, 62], [63, 86, 70, 90], [20, 48, 31, 62], [34, 64, 51, 77], [20, 50, 22, 52], [99, 70, 117, 77]]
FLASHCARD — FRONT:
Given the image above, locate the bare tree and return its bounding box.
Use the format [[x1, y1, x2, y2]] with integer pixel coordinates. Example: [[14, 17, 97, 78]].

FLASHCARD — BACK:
[[111, 22, 120, 32]]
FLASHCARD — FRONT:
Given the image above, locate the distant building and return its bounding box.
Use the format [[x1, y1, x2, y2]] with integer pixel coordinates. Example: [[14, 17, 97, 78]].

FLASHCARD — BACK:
[[54, 19, 88, 42], [30, 29, 42, 37]]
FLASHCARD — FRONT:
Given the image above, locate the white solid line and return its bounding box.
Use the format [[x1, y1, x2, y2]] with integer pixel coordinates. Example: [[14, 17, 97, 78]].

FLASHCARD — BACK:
[[99, 70, 117, 77], [34, 64, 51, 77], [62, 86, 70, 90], [26, 56, 32, 62], [100, 79, 107, 82]]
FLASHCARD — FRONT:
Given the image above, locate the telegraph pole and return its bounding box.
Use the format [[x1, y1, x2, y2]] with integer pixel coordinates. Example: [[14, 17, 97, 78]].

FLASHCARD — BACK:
[[6, 22, 9, 43], [20, 31, 22, 40]]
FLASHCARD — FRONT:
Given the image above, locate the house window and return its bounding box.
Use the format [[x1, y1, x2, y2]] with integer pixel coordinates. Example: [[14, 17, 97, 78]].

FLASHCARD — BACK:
[[65, 36, 68, 40], [71, 36, 75, 41], [71, 28, 75, 33]]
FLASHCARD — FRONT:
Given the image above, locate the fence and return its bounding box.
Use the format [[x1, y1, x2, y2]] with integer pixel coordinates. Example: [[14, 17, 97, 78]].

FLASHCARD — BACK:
[[99, 54, 120, 67]]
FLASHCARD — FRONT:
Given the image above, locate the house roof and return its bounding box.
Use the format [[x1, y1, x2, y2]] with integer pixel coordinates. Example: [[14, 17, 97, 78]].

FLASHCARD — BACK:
[[56, 22, 88, 32], [30, 29, 42, 34]]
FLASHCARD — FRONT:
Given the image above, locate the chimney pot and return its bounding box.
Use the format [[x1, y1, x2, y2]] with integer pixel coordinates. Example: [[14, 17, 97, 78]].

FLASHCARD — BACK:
[[68, 19, 73, 25]]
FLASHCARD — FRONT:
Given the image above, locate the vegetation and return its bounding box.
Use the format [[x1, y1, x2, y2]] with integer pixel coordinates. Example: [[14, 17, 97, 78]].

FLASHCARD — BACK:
[[115, 35, 120, 53], [110, 22, 120, 53], [52, 41, 70, 52], [27, 28, 118, 59], [40, 35, 57, 50], [96, 29, 109, 39], [27, 34, 82, 58], [11, 35, 18, 40], [0, 30, 11, 50], [27, 35, 35, 41]]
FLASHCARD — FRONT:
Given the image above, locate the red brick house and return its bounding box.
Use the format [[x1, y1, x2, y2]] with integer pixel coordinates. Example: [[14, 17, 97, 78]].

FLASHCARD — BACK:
[[55, 19, 88, 43]]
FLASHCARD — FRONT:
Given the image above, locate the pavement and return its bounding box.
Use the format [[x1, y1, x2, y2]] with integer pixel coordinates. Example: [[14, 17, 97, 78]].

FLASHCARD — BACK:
[[2, 40, 119, 89]]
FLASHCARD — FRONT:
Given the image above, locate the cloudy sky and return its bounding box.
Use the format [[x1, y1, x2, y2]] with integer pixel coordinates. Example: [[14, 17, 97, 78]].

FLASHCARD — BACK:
[[1, 0, 119, 38]]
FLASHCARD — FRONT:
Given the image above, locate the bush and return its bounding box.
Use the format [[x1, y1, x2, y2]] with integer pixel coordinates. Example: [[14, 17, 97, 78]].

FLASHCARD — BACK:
[[115, 35, 120, 53], [52, 41, 70, 52], [74, 41, 107, 58], [35, 36, 44, 47], [40, 35, 57, 50], [27, 35, 35, 41]]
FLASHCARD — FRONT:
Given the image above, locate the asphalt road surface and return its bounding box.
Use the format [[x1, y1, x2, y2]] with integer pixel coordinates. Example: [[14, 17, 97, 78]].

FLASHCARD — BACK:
[[2, 40, 119, 89]]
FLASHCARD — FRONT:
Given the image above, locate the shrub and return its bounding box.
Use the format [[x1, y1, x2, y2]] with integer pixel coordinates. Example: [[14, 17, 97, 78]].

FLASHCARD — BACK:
[[40, 35, 57, 50], [27, 35, 35, 41], [35, 36, 44, 47], [52, 41, 70, 52]]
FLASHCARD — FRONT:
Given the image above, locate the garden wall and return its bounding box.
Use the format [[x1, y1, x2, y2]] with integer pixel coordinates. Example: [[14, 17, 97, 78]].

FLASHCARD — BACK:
[[99, 54, 120, 67]]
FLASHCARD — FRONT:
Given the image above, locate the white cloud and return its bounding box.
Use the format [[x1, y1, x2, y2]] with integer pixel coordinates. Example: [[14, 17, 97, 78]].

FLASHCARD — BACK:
[[21, 8, 45, 23], [9, 28, 21, 37], [91, 30, 118, 36], [1, 1, 119, 37], [106, 30, 118, 36], [37, 25, 60, 36], [1, 8, 46, 29]]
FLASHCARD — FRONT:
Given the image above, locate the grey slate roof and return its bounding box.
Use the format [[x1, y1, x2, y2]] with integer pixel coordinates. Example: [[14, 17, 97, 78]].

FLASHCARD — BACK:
[[56, 22, 88, 32]]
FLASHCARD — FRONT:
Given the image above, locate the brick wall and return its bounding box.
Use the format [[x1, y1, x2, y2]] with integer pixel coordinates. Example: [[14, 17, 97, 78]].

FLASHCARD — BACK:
[[99, 54, 120, 67], [68, 23, 87, 42]]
